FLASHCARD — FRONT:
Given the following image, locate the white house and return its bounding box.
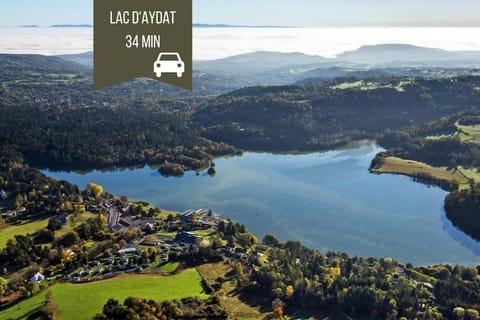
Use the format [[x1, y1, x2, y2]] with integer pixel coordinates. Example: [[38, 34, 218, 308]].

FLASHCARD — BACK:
[[29, 272, 45, 283]]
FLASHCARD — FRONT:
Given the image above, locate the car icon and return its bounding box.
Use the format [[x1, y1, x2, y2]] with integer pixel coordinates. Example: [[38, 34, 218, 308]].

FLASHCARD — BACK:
[[154, 52, 185, 78]]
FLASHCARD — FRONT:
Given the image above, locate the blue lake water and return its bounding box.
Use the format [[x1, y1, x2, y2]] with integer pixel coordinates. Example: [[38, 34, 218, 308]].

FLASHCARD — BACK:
[[43, 143, 480, 266]]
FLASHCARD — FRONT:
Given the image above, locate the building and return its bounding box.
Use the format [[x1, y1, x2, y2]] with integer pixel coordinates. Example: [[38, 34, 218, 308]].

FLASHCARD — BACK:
[[197, 220, 218, 229], [87, 205, 99, 212], [141, 238, 161, 246], [175, 231, 202, 245], [118, 248, 137, 255], [58, 212, 68, 224], [29, 272, 45, 283], [180, 209, 196, 225], [0, 189, 7, 200], [1, 211, 17, 218]]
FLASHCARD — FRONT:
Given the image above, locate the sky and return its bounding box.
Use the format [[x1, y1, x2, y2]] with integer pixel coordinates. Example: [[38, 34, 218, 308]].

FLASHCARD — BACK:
[[0, 0, 479, 27]]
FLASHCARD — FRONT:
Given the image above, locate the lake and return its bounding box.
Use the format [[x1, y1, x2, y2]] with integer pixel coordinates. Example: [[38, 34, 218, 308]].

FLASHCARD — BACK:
[[43, 142, 480, 266]]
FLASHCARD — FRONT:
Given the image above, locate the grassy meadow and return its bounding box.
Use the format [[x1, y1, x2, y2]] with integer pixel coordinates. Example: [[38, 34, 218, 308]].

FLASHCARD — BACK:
[[0, 269, 207, 320]]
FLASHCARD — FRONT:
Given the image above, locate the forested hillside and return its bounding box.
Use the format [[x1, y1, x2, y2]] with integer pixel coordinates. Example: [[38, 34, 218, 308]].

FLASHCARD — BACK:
[[0, 105, 237, 172], [194, 77, 480, 151]]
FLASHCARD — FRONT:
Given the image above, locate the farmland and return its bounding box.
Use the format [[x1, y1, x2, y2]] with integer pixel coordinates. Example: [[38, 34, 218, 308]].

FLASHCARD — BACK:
[[0, 269, 207, 320]]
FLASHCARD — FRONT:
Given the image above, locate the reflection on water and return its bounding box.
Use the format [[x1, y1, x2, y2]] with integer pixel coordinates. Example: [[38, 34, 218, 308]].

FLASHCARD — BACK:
[[441, 208, 480, 256], [43, 143, 480, 265]]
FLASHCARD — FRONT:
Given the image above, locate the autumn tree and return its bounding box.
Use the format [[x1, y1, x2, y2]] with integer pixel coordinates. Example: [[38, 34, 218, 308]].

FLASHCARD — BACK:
[[271, 298, 284, 320], [285, 285, 294, 299], [87, 183, 103, 199]]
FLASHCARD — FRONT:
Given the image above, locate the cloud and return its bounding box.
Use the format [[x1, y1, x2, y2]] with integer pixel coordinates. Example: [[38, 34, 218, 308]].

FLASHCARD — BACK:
[[1, 27, 480, 59]]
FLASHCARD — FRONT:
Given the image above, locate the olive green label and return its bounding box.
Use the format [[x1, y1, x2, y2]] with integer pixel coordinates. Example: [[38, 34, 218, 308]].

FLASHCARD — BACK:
[[94, 0, 192, 90]]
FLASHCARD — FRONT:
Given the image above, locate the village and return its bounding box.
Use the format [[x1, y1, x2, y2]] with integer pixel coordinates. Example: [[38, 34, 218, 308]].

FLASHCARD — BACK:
[[0, 184, 460, 318], [54, 200, 261, 284]]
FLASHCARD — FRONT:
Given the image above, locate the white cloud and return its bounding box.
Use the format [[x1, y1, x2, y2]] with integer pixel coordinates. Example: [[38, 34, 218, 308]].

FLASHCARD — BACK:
[[1, 27, 480, 59]]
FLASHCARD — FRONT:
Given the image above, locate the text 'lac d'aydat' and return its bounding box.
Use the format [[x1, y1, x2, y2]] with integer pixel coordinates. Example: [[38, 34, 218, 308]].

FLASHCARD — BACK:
[[109, 10, 176, 25]]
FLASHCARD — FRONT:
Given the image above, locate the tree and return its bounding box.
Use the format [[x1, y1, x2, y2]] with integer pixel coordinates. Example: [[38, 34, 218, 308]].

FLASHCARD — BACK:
[[35, 229, 55, 244], [453, 307, 465, 320], [118, 239, 127, 249], [68, 213, 78, 228], [87, 183, 103, 199], [98, 299, 135, 320], [42, 291, 58, 320], [99, 212, 107, 224], [285, 285, 294, 298], [271, 298, 284, 319], [0, 277, 8, 295], [58, 231, 80, 247], [24, 282, 40, 297], [47, 217, 62, 231], [13, 194, 24, 209], [234, 261, 243, 277], [466, 309, 479, 320], [263, 234, 280, 247], [207, 167, 216, 176]]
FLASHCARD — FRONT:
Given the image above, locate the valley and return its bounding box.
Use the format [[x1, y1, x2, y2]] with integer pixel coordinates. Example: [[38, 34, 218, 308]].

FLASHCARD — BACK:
[[2, 45, 480, 319]]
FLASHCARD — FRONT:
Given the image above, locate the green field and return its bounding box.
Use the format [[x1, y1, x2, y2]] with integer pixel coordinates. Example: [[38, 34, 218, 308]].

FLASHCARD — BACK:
[[156, 209, 179, 219], [55, 212, 98, 238], [426, 121, 480, 143], [456, 122, 480, 144], [0, 212, 99, 249], [160, 262, 180, 273], [0, 218, 49, 249], [0, 269, 207, 320], [372, 156, 472, 187]]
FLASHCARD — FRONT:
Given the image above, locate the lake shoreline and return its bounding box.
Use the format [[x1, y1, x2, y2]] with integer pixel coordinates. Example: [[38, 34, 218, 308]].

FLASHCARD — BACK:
[[42, 142, 480, 266]]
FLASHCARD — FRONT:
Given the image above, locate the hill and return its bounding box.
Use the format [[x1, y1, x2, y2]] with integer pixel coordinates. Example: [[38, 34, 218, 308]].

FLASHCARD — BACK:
[[194, 51, 332, 75], [0, 54, 89, 79], [338, 44, 480, 68], [194, 77, 480, 151], [56, 52, 93, 69], [56, 48, 480, 88]]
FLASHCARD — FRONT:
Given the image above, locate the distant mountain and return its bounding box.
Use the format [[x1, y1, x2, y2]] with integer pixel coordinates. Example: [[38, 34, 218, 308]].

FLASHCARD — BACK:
[[57, 46, 480, 79], [57, 52, 93, 69], [194, 51, 332, 76], [193, 23, 291, 28], [18, 25, 39, 28], [49, 24, 92, 28], [55, 47, 480, 91], [58, 51, 332, 75], [338, 44, 480, 68], [0, 54, 89, 77]]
